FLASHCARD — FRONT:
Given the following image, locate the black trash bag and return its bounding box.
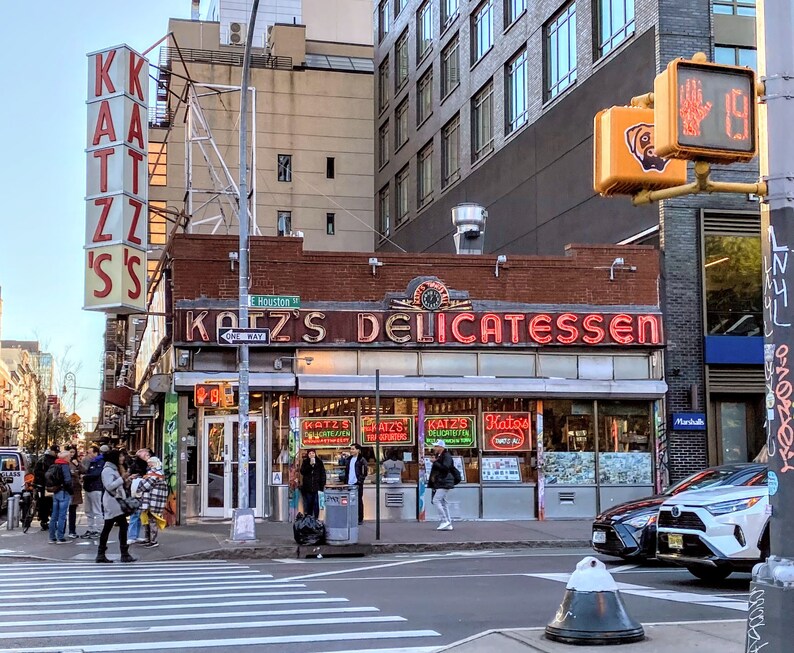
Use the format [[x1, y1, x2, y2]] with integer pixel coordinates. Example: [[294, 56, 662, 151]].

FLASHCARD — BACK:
[[293, 512, 326, 545]]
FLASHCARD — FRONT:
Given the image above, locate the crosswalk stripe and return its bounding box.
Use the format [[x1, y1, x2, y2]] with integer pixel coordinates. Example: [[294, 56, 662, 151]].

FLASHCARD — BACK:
[[0, 567, 264, 578], [4, 578, 294, 594], [1, 606, 380, 628], [2, 582, 305, 601], [1, 571, 267, 586], [0, 629, 442, 652], [1, 596, 347, 616], [311, 648, 440, 653], [1, 560, 237, 568]]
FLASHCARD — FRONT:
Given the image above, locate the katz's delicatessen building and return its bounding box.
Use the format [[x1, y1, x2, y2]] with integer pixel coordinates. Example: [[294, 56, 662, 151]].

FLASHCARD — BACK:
[[168, 235, 667, 522]]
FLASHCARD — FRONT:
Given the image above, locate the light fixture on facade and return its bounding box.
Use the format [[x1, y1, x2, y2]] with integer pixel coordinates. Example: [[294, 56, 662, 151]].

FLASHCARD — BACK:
[[369, 257, 384, 276], [273, 356, 314, 370], [495, 254, 507, 277], [609, 257, 637, 281]]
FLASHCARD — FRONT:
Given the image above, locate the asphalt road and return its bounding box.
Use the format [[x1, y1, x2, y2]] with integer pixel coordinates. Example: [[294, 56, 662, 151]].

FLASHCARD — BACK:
[[0, 549, 751, 652]]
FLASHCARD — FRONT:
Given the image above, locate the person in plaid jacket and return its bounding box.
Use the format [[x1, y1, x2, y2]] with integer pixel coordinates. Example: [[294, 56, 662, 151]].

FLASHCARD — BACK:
[[136, 457, 168, 548]]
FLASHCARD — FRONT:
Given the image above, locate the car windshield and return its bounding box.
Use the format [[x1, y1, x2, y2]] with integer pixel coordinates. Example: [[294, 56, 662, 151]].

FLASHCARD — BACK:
[[665, 466, 765, 495]]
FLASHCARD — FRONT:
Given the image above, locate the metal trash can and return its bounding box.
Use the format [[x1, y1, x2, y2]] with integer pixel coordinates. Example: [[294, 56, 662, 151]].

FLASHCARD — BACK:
[[324, 486, 359, 545]]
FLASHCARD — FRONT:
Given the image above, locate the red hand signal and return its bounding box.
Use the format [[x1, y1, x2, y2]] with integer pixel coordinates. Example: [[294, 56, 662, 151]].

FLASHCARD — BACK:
[[679, 78, 713, 137]]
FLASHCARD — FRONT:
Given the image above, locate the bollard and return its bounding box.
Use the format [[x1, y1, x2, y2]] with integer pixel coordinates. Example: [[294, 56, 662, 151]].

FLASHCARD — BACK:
[[6, 496, 19, 530], [545, 556, 644, 645]]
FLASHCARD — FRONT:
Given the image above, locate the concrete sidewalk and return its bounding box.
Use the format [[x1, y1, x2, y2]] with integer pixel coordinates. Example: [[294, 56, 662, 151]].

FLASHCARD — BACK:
[[0, 517, 593, 562], [437, 621, 747, 652]]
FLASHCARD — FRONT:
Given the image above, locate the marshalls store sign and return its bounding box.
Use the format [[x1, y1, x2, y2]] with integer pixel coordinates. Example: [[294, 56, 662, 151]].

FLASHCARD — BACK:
[[84, 45, 149, 313]]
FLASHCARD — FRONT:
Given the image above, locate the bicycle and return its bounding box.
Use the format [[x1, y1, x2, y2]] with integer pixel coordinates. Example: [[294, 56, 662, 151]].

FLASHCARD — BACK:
[[20, 474, 37, 533]]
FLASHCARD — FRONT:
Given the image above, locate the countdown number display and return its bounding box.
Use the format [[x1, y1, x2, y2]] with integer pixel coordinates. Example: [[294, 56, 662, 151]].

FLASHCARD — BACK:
[[194, 383, 222, 408], [654, 59, 757, 163]]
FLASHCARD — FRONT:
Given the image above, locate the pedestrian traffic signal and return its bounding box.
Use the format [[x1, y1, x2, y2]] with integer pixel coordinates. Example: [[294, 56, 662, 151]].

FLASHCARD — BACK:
[[194, 383, 222, 408], [594, 107, 687, 196], [654, 57, 757, 163]]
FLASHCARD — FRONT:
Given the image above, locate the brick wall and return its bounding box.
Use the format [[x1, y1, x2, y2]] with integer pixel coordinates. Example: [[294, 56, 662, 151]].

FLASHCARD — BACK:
[[170, 235, 660, 308]]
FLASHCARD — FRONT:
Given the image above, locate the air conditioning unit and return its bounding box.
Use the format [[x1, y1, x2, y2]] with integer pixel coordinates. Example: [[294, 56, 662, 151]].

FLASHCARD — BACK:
[[229, 22, 247, 45]]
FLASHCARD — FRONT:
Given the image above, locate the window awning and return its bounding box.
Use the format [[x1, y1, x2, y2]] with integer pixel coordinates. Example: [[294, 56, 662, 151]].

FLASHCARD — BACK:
[[296, 375, 668, 398], [101, 386, 133, 408]]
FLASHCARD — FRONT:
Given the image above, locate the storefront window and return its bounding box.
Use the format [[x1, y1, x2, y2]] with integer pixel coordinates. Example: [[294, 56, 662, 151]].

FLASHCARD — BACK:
[[597, 400, 652, 485], [361, 397, 418, 485], [271, 394, 291, 485], [299, 397, 358, 483], [542, 400, 595, 484], [425, 397, 478, 483], [482, 398, 536, 482]]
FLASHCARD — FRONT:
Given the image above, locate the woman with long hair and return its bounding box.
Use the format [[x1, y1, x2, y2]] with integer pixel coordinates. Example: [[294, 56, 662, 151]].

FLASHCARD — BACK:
[[96, 449, 136, 564], [65, 446, 83, 539], [299, 449, 326, 519]]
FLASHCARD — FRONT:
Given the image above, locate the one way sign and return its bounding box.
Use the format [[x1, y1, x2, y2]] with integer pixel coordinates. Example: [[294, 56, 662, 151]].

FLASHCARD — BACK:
[[218, 327, 271, 345]]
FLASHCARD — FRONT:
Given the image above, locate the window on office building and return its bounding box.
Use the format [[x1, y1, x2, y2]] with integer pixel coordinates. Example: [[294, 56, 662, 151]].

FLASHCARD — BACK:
[[472, 81, 494, 162], [506, 49, 528, 133], [441, 34, 460, 97], [395, 30, 409, 91], [378, 0, 391, 41], [417, 68, 433, 125], [326, 213, 335, 235], [442, 115, 460, 187], [418, 141, 433, 207], [395, 0, 408, 16], [396, 166, 410, 224], [379, 122, 390, 168], [715, 45, 757, 70], [441, 0, 459, 26], [713, 0, 756, 16], [379, 57, 390, 111], [472, 0, 494, 63], [546, 2, 577, 100], [597, 0, 635, 57], [277, 154, 292, 182], [148, 142, 167, 186], [149, 200, 167, 246], [505, 0, 526, 27], [417, 1, 434, 60], [379, 186, 391, 237], [396, 99, 409, 149], [326, 157, 335, 179], [277, 210, 292, 236]]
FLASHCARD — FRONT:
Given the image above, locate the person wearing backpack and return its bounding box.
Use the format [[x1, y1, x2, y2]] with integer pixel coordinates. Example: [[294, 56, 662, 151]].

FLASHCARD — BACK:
[[33, 445, 58, 531], [81, 445, 107, 539], [45, 451, 73, 544], [429, 440, 456, 531]]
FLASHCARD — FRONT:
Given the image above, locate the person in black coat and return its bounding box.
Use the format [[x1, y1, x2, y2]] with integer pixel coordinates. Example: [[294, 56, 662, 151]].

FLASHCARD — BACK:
[[300, 449, 327, 519], [344, 443, 368, 524], [429, 440, 455, 531]]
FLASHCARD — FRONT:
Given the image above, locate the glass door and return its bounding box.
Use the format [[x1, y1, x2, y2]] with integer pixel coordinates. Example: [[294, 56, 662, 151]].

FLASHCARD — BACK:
[[202, 415, 263, 518]]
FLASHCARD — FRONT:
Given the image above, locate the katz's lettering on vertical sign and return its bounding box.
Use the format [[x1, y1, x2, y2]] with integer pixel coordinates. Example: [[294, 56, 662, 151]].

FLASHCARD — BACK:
[[360, 416, 415, 445], [84, 45, 148, 314], [483, 412, 532, 451]]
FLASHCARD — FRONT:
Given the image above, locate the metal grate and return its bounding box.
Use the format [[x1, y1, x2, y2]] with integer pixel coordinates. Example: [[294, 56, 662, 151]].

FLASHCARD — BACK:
[[702, 212, 760, 236], [707, 366, 765, 393], [161, 47, 292, 71], [385, 492, 403, 508], [558, 492, 576, 503], [658, 510, 707, 532]]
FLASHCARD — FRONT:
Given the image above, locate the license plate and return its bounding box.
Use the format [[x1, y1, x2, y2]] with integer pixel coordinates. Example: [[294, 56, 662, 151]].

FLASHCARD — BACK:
[[668, 533, 684, 550], [592, 530, 607, 544]]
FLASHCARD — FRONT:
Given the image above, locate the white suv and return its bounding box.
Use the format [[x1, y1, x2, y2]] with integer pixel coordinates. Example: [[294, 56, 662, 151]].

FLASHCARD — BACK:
[[656, 482, 769, 581]]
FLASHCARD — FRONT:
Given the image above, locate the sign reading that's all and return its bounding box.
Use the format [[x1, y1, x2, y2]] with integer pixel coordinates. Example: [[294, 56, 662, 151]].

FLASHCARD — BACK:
[[483, 412, 532, 451], [84, 45, 149, 314], [424, 416, 476, 448], [361, 416, 415, 445], [300, 418, 354, 448]]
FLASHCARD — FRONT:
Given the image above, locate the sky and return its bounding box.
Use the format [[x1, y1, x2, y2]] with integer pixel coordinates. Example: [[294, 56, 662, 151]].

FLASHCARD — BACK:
[[0, 1, 192, 428]]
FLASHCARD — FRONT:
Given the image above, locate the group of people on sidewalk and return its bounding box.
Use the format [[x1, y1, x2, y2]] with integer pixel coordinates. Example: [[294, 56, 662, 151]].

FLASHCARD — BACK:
[[32, 444, 168, 563]]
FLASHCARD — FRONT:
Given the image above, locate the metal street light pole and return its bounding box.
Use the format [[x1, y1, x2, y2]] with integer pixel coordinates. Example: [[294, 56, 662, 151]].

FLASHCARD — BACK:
[[232, 0, 260, 541], [747, 1, 794, 650], [63, 372, 77, 415]]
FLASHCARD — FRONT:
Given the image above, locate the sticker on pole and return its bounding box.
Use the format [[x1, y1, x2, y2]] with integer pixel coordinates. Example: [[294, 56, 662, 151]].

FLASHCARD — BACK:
[[768, 470, 779, 496]]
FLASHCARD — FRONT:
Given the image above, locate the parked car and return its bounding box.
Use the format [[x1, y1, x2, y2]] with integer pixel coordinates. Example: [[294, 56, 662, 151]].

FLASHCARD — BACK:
[[592, 463, 766, 560], [656, 478, 769, 581]]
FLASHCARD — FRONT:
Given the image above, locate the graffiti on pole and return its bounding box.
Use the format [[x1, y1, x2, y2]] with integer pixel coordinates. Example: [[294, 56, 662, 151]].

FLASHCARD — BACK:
[[764, 225, 792, 336]]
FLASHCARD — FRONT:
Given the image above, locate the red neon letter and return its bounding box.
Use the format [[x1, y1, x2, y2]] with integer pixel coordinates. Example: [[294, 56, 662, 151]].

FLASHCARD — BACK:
[[127, 198, 144, 245], [609, 314, 635, 345], [92, 197, 114, 242], [127, 148, 144, 194], [437, 312, 447, 343], [504, 314, 525, 344], [88, 251, 113, 298], [95, 50, 116, 97], [93, 148, 115, 193], [124, 248, 142, 300], [582, 314, 606, 344], [92, 101, 117, 145], [126, 103, 145, 149], [451, 313, 476, 344], [637, 315, 661, 344], [528, 314, 552, 344], [480, 314, 503, 344], [129, 52, 146, 101], [556, 313, 579, 344]]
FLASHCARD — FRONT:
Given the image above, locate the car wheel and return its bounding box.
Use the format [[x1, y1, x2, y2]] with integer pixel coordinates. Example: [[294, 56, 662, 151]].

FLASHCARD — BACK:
[[686, 565, 732, 582]]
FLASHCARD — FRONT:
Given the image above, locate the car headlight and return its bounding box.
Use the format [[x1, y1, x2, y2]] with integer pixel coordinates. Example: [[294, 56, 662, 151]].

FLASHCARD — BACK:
[[623, 513, 657, 529], [705, 496, 763, 516]]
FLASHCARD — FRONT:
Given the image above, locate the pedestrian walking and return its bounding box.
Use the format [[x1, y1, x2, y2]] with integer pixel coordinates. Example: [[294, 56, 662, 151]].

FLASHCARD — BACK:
[[136, 456, 168, 548], [33, 445, 58, 531], [45, 451, 73, 543], [126, 448, 151, 543], [96, 449, 136, 564], [66, 446, 83, 539], [300, 449, 326, 519], [344, 443, 368, 524], [429, 440, 455, 531], [81, 445, 107, 538]]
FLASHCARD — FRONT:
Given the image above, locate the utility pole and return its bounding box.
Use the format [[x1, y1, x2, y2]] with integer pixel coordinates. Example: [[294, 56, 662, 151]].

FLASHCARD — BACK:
[[747, 1, 794, 650], [63, 372, 77, 415], [232, 0, 260, 541]]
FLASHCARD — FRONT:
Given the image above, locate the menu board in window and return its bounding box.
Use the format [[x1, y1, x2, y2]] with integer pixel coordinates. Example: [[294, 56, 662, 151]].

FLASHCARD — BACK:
[[300, 417, 354, 448], [424, 416, 476, 448], [483, 412, 532, 451], [361, 416, 415, 445], [481, 456, 522, 482], [423, 455, 466, 482]]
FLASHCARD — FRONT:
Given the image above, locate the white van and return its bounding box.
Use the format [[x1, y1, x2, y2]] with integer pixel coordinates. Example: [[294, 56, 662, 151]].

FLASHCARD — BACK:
[[0, 449, 28, 495]]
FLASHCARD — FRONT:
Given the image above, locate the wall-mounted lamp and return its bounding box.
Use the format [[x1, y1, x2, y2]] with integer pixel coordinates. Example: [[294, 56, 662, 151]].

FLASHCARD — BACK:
[[274, 356, 314, 370], [228, 251, 239, 271], [177, 350, 190, 368], [609, 257, 637, 281], [368, 257, 384, 276], [495, 254, 507, 278]]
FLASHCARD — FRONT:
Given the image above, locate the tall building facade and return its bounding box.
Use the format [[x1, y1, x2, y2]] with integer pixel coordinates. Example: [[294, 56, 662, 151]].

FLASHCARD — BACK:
[[373, 0, 760, 481]]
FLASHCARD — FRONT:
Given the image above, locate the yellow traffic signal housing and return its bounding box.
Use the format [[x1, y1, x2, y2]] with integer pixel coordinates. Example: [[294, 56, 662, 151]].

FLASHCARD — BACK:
[[594, 106, 687, 196], [221, 382, 236, 408], [654, 58, 757, 163]]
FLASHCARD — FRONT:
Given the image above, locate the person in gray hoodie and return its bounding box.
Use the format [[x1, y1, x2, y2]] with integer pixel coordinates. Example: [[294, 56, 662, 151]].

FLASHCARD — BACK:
[[96, 449, 136, 564]]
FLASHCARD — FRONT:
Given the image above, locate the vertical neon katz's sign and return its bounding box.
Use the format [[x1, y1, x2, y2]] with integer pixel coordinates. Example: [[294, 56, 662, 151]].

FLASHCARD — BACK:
[[84, 45, 149, 313]]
